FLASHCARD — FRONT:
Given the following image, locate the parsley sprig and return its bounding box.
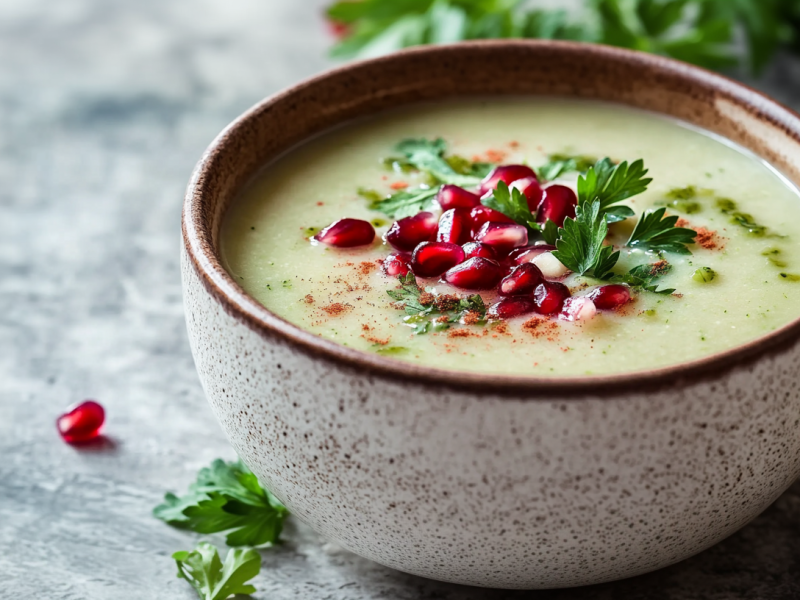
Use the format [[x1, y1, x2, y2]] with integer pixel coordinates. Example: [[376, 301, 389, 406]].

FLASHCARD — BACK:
[[612, 262, 676, 295], [577, 158, 651, 223], [535, 153, 597, 181], [387, 273, 486, 334], [173, 542, 261, 600], [154, 459, 289, 548], [552, 201, 619, 279], [627, 207, 697, 254]]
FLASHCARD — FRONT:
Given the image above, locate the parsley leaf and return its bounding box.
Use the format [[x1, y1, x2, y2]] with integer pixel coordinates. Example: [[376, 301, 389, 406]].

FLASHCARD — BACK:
[[538, 219, 560, 245], [626, 207, 697, 254], [364, 186, 438, 219], [577, 158, 652, 220], [612, 262, 675, 294], [552, 201, 619, 278], [154, 459, 289, 548], [535, 153, 597, 181], [173, 542, 261, 600], [386, 272, 428, 315], [481, 181, 538, 230], [394, 138, 483, 186]]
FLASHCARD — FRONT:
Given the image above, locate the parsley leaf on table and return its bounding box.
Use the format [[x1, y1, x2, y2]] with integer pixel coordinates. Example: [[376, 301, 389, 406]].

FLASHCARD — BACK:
[[626, 207, 697, 254], [577, 158, 651, 223], [154, 459, 288, 548], [552, 201, 619, 278], [173, 542, 261, 600], [612, 261, 675, 294]]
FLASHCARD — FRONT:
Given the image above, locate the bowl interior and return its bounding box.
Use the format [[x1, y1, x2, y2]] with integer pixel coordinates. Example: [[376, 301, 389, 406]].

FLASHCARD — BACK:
[[183, 40, 800, 393]]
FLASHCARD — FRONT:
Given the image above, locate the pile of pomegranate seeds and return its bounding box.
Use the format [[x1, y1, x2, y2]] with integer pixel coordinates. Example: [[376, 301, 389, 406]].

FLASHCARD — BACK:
[[56, 400, 105, 443], [315, 164, 633, 323]]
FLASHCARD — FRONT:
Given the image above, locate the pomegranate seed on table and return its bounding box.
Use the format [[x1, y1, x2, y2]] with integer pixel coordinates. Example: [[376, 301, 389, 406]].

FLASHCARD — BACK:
[[480, 164, 538, 195], [384, 211, 438, 251], [588, 284, 632, 310], [531, 252, 571, 279], [436, 208, 470, 245], [382, 253, 412, 277], [469, 205, 515, 236], [437, 185, 481, 210], [314, 218, 375, 247], [537, 185, 578, 227], [509, 177, 544, 211], [444, 257, 504, 290], [475, 222, 528, 256], [462, 241, 497, 260], [534, 281, 571, 315], [488, 296, 537, 319], [56, 400, 105, 443], [509, 244, 556, 265], [560, 297, 597, 322], [499, 263, 544, 296], [411, 242, 465, 277]]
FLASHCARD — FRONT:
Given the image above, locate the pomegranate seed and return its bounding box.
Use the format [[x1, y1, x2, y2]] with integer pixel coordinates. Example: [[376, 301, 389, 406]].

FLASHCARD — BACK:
[[509, 244, 556, 265], [382, 253, 412, 277], [315, 218, 375, 247], [510, 177, 544, 211], [437, 185, 481, 210], [488, 296, 536, 319], [537, 185, 578, 227], [411, 242, 465, 277], [534, 281, 571, 315], [475, 222, 528, 256], [588, 284, 632, 310], [480, 164, 538, 195], [469, 205, 515, 236], [57, 400, 105, 443], [560, 297, 597, 322], [385, 212, 438, 251], [462, 242, 496, 260], [532, 252, 571, 278], [444, 257, 503, 290], [499, 263, 544, 296], [436, 208, 470, 245]]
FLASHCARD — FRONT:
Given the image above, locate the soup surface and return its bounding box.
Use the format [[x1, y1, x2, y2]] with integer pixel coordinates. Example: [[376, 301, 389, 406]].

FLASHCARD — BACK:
[[221, 98, 800, 377]]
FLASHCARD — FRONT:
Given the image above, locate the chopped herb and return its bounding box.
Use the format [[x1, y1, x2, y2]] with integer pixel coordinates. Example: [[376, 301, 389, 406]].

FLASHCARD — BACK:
[[692, 267, 718, 283], [445, 154, 494, 178], [153, 459, 289, 548], [303, 226, 320, 237], [172, 542, 261, 600], [577, 158, 651, 223], [382, 156, 416, 173], [626, 207, 697, 254], [716, 197, 773, 236], [715, 197, 737, 213], [612, 262, 675, 295], [552, 200, 619, 278], [779, 272, 800, 282], [535, 153, 597, 181], [375, 346, 409, 355], [394, 138, 483, 186], [371, 218, 387, 228]]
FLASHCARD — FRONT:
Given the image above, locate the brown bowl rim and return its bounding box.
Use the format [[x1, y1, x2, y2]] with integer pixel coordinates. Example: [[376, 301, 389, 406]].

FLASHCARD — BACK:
[[183, 40, 800, 398]]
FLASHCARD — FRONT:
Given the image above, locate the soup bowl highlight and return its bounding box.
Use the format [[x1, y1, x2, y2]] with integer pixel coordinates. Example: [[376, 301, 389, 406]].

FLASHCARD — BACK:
[[181, 41, 800, 589]]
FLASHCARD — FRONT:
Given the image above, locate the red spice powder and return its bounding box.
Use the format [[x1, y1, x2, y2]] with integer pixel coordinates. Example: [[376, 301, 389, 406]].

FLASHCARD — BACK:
[[321, 303, 351, 316], [304, 294, 315, 304], [418, 292, 435, 306], [695, 226, 723, 250], [448, 329, 479, 338], [358, 261, 377, 276], [462, 311, 482, 325], [433, 294, 459, 312], [362, 334, 390, 345], [390, 181, 409, 190]]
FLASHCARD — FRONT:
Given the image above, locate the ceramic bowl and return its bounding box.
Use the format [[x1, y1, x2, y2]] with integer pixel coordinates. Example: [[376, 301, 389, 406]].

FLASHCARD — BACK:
[[181, 41, 800, 589]]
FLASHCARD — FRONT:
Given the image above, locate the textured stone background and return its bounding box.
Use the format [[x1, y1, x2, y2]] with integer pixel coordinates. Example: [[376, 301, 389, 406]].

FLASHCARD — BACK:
[[1, 0, 800, 598]]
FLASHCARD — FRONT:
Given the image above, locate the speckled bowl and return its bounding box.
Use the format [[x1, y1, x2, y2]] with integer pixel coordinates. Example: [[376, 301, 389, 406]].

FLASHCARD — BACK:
[[181, 41, 800, 589]]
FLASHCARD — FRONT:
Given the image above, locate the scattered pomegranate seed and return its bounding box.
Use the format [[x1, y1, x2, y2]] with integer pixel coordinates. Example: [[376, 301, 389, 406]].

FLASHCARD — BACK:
[[588, 284, 632, 310], [509, 244, 556, 265], [411, 242, 465, 278], [510, 177, 544, 212], [57, 400, 105, 443], [480, 164, 538, 195], [462, 241, 497, 260], [469, 205, 515, 236], [499, 263, 544, 296], [436, 208, 471, 245], [382, 253, 412, 277], [534, 281, 571, 315], [560, 297, 597, 322], [444, 257, 504, 290], [475, 222, 528, 256], [537, 185, 578, 227], [437, 185, 481, 210], [488, 296, 536, 319], [384, 212, 438, 251], [532, 252, 571, 278], [315, 218, 375, 247]]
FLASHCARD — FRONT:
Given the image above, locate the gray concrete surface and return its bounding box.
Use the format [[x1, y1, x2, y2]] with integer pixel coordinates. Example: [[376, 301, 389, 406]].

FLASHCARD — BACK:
[[1, 1, 799, 598]]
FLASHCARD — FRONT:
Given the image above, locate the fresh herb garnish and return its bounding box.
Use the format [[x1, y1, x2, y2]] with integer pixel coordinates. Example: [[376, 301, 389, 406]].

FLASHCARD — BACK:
[[364, 186, 439, 219], [612, 262, 675, 294], [577, 158, 651, 222], [394, 138, 484, 186], [154, 459, 289, 547], [173, 542, 261, 600], [692, 267, 718, 283], [552, 201, 619, 279], [535, 153, 597, 181], [481, 181, 537, 230], [716, 197, 775, 237], [326, 0, 799, 75], [627, 207, 697, 254], [387, 273, 486, 334]]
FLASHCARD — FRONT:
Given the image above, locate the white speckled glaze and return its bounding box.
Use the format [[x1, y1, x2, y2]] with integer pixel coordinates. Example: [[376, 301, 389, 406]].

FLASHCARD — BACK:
[[181, 42, 800, 588]]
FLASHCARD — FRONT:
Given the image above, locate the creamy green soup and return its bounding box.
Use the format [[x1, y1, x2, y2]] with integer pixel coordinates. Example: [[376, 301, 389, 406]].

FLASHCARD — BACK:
[[221, 98, 800, 377]]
